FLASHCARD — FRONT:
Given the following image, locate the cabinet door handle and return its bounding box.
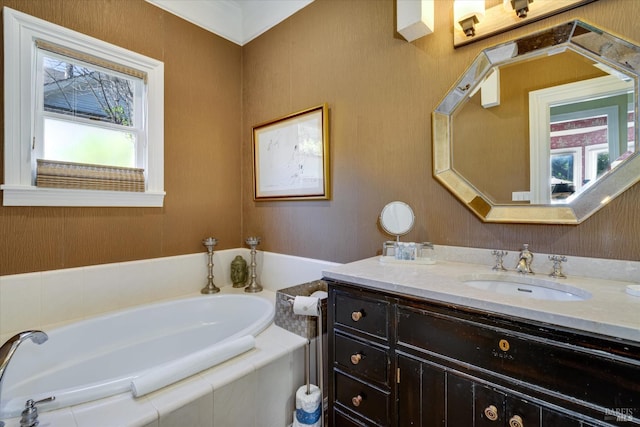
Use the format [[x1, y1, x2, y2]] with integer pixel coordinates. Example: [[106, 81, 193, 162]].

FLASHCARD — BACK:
[[350, 353, 363, 365], [484, 405, 499, 421], [509, 415, 524, 427], [351, 394, 363, 407], [351, 311, 363, 322]]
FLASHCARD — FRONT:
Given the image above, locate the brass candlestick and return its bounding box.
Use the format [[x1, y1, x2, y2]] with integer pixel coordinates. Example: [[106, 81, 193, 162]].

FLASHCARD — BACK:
[[201, 237, 220, 294], [244, 236, 262, 293]]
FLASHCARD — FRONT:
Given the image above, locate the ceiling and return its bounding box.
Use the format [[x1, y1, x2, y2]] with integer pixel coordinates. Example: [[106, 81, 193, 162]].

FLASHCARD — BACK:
[[145, 0, 314, 46]]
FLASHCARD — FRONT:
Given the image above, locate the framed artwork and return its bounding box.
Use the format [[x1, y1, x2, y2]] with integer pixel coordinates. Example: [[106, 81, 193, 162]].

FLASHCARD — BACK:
[[252, 104, 330, 201]]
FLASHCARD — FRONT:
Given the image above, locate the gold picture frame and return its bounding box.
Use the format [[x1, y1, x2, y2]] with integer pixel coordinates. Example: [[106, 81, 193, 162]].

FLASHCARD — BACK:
[[252, 104, 330, 201]]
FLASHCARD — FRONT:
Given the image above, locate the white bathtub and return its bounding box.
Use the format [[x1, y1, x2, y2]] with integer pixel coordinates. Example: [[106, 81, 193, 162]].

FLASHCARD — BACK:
[[0, 294, 274, 418]]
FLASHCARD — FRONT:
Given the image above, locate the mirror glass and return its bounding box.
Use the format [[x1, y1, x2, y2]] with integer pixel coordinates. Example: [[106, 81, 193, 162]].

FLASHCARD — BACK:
[[380, 201, 415, 237], [433, 21, 640, 224]]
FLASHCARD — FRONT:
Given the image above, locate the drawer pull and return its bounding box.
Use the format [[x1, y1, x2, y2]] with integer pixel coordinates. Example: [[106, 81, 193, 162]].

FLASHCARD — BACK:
[[350, 353, 363, 365], [509, 415, 524, 427], [351, 394, 363, 407], [351, 311, 363, 322], [484, 405, 499, 421]]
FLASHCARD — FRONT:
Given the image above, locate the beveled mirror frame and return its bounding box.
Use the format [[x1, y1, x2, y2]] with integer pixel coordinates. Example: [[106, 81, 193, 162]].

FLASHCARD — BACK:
[[433, 20, 640, 224]]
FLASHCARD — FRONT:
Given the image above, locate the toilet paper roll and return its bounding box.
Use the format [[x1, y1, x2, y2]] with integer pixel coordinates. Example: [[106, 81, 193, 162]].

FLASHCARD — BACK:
[[294, 384, 322, 427], [310, 290, 328, 300], [293, 296, 320, 317]]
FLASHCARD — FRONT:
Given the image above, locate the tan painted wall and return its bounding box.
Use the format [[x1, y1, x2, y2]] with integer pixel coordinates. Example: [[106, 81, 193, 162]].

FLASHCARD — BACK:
[[0, 0, 242, 275], [241, 0, 640, 263]]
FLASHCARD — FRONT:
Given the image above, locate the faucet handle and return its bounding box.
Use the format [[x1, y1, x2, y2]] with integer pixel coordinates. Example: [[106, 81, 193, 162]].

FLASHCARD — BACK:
[[548, 255, 567, 279], [491, 250, 508, 271], [20, 396, 55, 427]]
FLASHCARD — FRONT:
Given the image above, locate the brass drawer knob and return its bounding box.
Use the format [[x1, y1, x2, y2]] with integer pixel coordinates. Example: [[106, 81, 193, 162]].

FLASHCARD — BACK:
[[484, 405, 499, 421], [351, 311, 363, 322], [351, 394, 363, 407], [509, 415, 524, 427], [350, 353, 362, 365]]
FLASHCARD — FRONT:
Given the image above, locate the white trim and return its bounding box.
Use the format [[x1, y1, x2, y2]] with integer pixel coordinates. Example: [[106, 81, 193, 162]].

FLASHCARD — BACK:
[[144, 0, 314, 46], [584, 143, 609, 182], [528, 75, 632, 204], [2, 7, 165, 207], [1, 185, 165, 207]]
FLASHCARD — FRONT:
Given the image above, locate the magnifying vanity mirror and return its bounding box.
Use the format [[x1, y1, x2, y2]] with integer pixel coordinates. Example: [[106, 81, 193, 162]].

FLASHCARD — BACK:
[[433, 20, 640, 224], [380, 201, 415, 240]]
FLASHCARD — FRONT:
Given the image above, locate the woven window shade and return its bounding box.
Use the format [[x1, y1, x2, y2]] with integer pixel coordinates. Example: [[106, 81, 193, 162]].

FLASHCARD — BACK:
[[35, 39, 147, 82], [36, 159, 145, 192]]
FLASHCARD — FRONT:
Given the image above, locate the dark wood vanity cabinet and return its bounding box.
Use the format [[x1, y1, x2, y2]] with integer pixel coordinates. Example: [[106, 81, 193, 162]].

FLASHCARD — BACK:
[[326, 280, 640, 427]]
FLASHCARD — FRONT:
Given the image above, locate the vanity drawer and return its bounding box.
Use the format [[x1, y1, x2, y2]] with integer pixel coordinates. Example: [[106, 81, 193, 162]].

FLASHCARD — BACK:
[[334, 332, 389, 385], [397, 305, 640, 413], [333, 409, 367, 427], [334, 292, 389, 339], [334, 370, 390, 426]]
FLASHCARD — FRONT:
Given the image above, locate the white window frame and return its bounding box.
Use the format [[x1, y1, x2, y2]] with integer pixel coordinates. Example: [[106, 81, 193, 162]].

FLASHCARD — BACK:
[[584, 143, 609, 182], [2, 7, 165, 207]]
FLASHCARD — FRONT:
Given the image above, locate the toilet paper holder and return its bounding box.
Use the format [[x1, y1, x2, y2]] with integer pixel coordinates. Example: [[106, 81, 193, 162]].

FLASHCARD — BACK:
[[287, 294, 326, 426]]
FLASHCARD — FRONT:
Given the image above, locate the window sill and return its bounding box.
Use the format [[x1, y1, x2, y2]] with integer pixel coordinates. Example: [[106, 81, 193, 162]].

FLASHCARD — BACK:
[[1, 185, 165, 207]]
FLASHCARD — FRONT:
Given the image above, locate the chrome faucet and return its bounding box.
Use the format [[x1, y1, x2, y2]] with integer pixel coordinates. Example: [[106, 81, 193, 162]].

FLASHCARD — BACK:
[[515, 244, 534, 275], [0, 331, 48, 426]]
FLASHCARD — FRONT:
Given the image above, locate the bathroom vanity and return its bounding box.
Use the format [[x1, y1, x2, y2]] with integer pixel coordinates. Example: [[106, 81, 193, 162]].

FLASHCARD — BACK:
[[324, 257, 640, 427]]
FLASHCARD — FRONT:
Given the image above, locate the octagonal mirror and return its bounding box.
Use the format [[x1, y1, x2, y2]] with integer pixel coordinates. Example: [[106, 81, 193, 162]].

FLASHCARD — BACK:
[[433, 20, 640, 224]]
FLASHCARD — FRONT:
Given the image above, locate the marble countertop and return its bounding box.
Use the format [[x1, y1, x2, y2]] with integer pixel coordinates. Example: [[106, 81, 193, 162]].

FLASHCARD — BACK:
[[323, 256, 640, 343]]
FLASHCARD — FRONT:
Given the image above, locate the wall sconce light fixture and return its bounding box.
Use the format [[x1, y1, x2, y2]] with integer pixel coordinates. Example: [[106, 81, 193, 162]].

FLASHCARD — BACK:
[[397, 0, 435, 42], [453, 0, 599, 48], [454, 0, 485, 37], [506, 0, 534, 18]]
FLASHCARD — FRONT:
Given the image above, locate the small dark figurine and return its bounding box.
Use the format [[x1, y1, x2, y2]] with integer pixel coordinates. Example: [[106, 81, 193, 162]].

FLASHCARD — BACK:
[[230, 255, 248, 288]]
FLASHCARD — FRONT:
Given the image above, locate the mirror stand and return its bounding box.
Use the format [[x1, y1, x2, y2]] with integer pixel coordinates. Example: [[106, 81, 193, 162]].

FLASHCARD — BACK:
[[379, 201, 435, 264]]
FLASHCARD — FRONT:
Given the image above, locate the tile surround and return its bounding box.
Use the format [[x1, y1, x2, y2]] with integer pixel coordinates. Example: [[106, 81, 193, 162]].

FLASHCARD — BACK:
[[0, 272, 42, 338], [0, 249, 339, 341], [0, 250, 329, 427]]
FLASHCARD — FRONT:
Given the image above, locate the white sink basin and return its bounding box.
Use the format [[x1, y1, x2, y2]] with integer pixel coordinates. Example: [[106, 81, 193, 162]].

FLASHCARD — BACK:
[[460, 274, 591, 302]]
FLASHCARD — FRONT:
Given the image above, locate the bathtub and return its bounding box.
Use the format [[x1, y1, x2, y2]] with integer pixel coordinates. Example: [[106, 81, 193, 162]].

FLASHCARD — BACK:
[[0, 294, 274, 418]]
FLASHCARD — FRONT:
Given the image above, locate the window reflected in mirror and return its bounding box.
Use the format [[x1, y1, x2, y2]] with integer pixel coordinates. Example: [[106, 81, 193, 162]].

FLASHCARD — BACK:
[[530, 75, 634, 204], [549, 91, 634, 203]]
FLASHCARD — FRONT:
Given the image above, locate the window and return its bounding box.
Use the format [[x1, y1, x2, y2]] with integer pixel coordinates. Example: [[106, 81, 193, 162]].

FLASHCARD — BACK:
[[3, 7, 164, 206], [549, 147, 581, 203], [528, 75, 633, 204]]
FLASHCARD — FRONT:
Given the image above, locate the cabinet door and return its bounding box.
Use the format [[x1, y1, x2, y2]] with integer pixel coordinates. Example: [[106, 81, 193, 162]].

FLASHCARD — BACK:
[[447, 373, 475, 426], [474, 383, 506, 427], [505, 396, 541, 427], [541, 408, 582, 426], [397, 355, 446, 427]]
